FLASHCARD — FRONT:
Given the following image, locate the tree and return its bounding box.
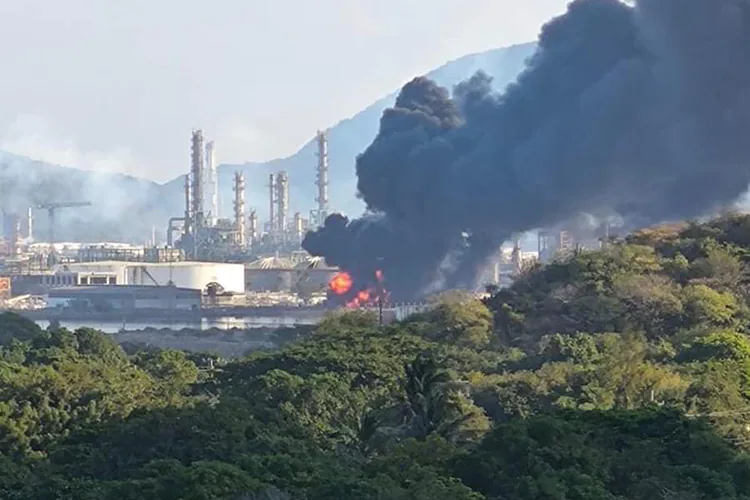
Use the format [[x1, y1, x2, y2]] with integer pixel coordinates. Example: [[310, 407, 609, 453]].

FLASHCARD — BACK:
[[400, 355, 489, 443], [135, 349, 199, 398], [681, 284, 747, 330], [0, 313, 43, 345], [410, 292, 493, 347], [453, 409, 750, 500]]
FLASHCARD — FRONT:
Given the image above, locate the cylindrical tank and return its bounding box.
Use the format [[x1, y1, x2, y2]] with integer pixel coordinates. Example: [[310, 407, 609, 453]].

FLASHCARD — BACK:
[[245, 269, 294, 292]]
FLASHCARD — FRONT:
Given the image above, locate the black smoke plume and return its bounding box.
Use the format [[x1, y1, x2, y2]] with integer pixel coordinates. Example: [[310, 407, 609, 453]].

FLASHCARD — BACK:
[[303, 0, 750, 301]]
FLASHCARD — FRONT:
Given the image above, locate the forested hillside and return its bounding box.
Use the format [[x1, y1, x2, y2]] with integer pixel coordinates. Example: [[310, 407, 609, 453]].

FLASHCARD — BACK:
[[5, 214, 750, 498]]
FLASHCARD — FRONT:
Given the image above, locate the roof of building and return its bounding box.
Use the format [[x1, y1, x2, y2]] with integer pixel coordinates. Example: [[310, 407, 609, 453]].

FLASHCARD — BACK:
[[246, 256, 296, 270], [62, 261, 242, 269], [293, 256, 337, 270], [47, 285, 200, 298]]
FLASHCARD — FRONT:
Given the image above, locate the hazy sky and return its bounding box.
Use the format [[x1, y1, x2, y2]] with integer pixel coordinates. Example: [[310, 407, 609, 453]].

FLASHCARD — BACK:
[[0, 0, 569, 182]]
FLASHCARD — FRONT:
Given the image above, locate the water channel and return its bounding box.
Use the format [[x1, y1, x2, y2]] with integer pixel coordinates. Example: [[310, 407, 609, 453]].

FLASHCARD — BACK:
[[33, 315, 320, 333]]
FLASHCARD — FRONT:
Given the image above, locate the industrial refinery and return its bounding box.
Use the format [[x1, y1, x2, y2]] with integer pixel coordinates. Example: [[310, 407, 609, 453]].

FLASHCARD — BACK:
[[0, 128, 340, 316], [0, 126, 608, 320], [165, 129, 333, 261]]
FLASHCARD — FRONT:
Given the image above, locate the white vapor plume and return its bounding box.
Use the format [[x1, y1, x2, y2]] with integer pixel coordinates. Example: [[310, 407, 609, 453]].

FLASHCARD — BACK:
[[0, 114, 163, 242]]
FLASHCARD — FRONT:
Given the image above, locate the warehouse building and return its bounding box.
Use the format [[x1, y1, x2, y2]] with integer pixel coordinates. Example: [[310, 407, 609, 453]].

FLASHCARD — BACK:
[[47, 286, 201, 311], [60, 261, 245, 294]]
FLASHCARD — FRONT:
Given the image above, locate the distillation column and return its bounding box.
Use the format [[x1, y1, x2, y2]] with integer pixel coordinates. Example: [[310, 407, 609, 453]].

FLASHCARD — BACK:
[[183, 174, 192, 234], [190, 129, 205, 230], [248, 210, 258, 246], [233, 172, 246, 248], [293, 212, 303, 242], [25, 207, 33, 241], [314, 130, 329, 227], [205, 140, 219, 225], [276, 171, 289, 241], [268, 173, 277, 239]]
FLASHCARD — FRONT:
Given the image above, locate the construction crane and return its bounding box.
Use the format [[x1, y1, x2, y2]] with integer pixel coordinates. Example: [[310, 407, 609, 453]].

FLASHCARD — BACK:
[[37, 201, 92, 246]]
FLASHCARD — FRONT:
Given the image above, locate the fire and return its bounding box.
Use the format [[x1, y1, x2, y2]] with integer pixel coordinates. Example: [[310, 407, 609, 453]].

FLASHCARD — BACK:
[[341, 269, 388, 309], [329, 272, 353, 295]]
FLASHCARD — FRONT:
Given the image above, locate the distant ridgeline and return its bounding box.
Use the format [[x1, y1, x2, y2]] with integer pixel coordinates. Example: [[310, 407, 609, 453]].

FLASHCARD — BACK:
[[0, 44, 536, 244]]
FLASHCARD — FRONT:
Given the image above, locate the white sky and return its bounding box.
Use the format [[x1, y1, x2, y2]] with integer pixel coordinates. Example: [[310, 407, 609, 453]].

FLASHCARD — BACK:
[[0, 0, 570, 182]]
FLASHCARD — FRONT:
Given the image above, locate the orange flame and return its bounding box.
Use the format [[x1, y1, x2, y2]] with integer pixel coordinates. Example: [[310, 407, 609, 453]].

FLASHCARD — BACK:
[[329, 272, 353, 295], [329, 269, 389, 309], [343, 270, 388, 308]]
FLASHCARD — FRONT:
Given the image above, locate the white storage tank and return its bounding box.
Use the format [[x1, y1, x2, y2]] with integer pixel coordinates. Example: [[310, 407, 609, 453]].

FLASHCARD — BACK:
[[61, 261, 245, 294], [126, 262, 245, 294], [245, 256, 296, 292]]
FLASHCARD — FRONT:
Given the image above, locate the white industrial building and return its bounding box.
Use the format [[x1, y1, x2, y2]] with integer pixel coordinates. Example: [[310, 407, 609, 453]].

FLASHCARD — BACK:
[[47, 286, 201, 311], [58, 261, 245, 294]]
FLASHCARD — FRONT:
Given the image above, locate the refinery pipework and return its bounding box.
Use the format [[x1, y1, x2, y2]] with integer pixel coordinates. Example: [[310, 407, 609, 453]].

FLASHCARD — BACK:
[[164, 127, 335, 258]]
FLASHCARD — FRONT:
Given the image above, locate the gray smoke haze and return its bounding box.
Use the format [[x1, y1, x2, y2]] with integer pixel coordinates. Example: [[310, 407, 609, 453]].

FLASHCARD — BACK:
[[0, 152, 168, 243], [303, 0, 750, 300]]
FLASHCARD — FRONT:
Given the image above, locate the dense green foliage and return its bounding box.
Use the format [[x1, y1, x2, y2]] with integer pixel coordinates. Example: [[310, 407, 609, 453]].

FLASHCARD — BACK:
[[5, 214, 750, 498]]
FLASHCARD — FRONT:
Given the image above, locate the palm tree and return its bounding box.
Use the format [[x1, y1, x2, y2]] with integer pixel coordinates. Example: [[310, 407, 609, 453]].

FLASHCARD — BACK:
[[403, 355, 453, 439]]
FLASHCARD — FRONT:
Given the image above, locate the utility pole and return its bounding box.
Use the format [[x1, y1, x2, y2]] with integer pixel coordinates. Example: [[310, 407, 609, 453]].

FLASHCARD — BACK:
[[376, 258, 385, 326], [378, 293, 383, 326]]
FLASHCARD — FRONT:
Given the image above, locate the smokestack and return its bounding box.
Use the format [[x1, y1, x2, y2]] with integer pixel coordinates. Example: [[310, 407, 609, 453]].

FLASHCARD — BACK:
[[205, 140, 218, 225], [276, 170, 289, 238], [248, 209, 258, 246], [190, 129, 205, 229], [314, 130, 330, 227], [269, 173, 277, 238], [233, 172, 246, 248]]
